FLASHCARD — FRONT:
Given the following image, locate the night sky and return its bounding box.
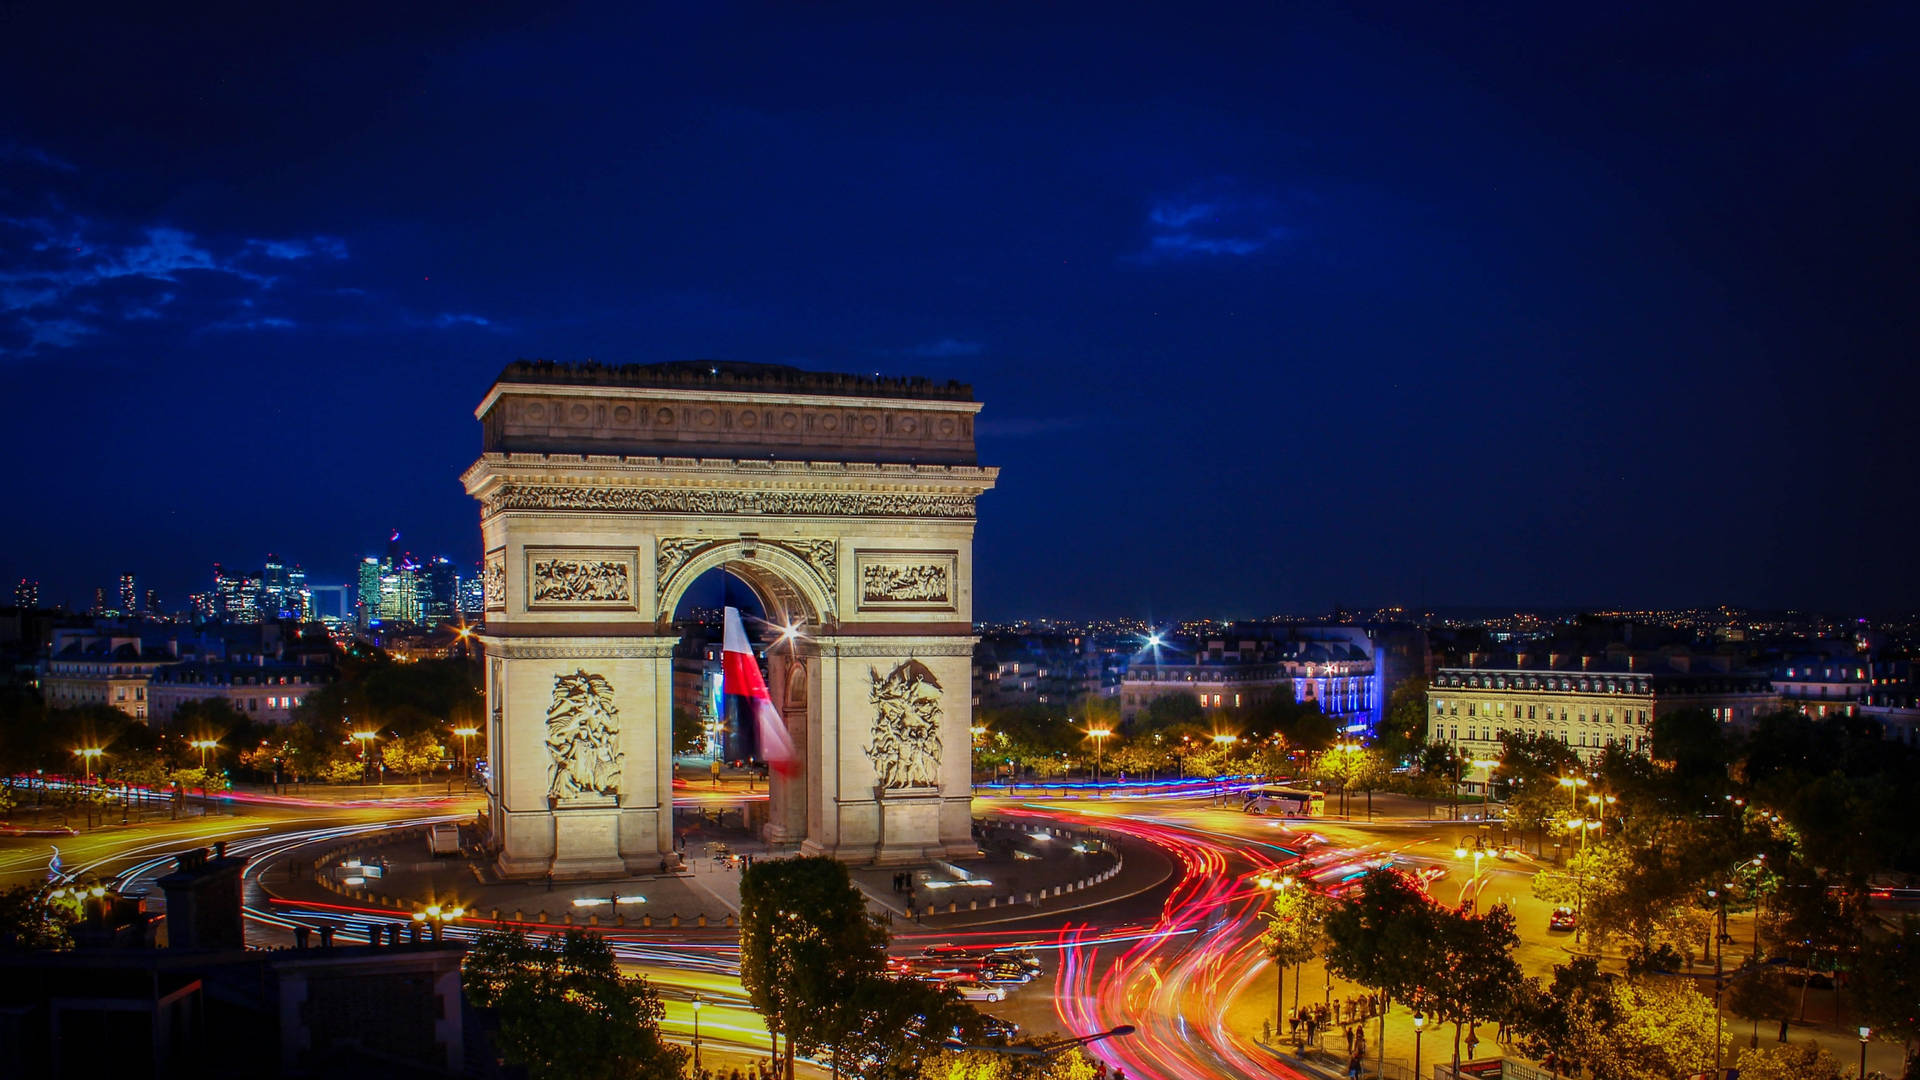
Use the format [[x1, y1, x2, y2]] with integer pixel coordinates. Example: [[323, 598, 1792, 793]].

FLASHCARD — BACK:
[[3, 4, 1915, 619]]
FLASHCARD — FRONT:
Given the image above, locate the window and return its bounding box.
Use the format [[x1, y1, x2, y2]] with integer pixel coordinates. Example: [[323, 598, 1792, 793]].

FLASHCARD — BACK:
[[1467, 703, 1477, 717], [249, 698, 258, 711], [1527, 705, 1536, 720]]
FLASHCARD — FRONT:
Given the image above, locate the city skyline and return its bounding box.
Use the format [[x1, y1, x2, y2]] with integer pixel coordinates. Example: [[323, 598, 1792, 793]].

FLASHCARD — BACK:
[[3, 6, 1917, 618]]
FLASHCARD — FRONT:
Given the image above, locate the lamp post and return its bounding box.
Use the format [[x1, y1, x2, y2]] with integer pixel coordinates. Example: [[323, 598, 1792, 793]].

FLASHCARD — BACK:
[[452, 727, 477, 768], [1413, 1014, 1425, 1079], [1454, 846, 1485, 911], [190, 739, 218, 772], [1089, 727, 1111, 784], [353, 731, 378, 784], [73, 747, 102, 781], [693, 994, 704, 1073], [1859, 1026, 1871, 1079], [1473, 759, 1499, 822]]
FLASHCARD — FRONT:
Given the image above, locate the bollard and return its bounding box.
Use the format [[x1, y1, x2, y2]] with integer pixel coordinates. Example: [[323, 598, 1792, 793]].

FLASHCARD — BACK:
[[971, 900, 979, 911], [642, 914, 652, 928], [670, 914, 680, 928], [615, 914, 625, 927], [491, 909, 501, 922], [588, 914, 598, 926], [725, 914, 736, 928], [514, 910, 524, 923], [948, 901, 957, 914], [564, 913, 575, 926], [697, 913, 707, 928], [537, 911, 548, 923]]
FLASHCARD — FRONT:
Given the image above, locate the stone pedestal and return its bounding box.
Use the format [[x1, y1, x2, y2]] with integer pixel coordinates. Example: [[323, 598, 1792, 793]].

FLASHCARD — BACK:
[[551, 798, 627, 880], [873, 787, 943, 864]]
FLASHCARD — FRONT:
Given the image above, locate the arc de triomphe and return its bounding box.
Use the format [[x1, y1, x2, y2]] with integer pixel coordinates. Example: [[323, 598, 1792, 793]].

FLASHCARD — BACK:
[[462, 360, 997, 878]]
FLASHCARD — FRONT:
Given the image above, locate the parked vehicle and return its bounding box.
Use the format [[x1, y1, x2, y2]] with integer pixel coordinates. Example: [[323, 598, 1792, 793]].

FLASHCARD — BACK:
[[1548, 906, 1577, 932], [427, 823, 461, 856]]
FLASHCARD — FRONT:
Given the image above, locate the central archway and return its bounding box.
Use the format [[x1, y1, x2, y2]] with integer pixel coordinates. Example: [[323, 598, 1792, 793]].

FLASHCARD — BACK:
[[661, 551, 826, 846]]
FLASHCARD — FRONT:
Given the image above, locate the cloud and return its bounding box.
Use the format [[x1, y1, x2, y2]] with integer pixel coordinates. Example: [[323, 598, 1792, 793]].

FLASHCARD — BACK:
[[900, 337, 984, 358], [0, 143, 76, 172], [0, 211, 353, 355], [246, 236, 349, 261], [1128, 185, 1295, 265], [433, 312, 496, 329]]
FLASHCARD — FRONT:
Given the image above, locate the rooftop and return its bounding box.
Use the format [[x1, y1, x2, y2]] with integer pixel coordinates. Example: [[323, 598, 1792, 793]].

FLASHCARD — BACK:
[[493, 359, 975, 402]]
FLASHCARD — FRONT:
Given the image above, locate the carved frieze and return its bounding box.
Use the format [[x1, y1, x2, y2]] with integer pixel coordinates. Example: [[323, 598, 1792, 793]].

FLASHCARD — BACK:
[[483, 550, 507, 610], [864, 659, 943, 790], [854, 550, 959, 612], [526, 548, 637, 609], [486, 484, 976, 520], [546, 670, 623, 800], [532, 559, 632, 603]]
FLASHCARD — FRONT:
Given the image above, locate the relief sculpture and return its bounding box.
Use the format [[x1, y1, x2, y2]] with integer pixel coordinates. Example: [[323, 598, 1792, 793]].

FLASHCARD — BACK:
[[860, 562, 950, 603], [864, 660, 943, 789], [532, 558, 632, 603], [483, 553, 506, 608], [488, 485, 977, 519], [545, 670, 623, 800]]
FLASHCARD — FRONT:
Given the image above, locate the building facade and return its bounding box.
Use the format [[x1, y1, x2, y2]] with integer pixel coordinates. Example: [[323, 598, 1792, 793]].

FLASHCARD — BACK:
[[1119, 627, 1381, 733], [1427, 653, 1778, 762], [147, 657, 334, 725]]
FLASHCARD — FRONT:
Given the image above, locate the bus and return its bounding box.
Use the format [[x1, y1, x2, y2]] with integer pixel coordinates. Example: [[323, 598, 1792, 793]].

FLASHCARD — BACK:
[[1241, 785, 1325, 817]]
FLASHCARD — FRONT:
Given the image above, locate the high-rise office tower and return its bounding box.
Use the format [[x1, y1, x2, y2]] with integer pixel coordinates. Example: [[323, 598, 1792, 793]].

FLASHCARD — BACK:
[[144, 589, 159, 616], [213, 564, 261, 623], [356, 556, 383, 628], [14, 579, 39, 607], [119, 573, 137, 616], [288, 565, 311, 620], [425, 556, 459, 622]]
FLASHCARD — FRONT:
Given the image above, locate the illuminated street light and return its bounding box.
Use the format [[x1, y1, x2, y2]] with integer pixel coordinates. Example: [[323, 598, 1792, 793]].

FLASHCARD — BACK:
[[693, 995, 705, 1072], [452, 726, 478, 767], [1860, 1026, 1871, 1080], [1088, 727, 1112, 783], [190, 739, 218, 772], [73, 747, 102, 781], [1413, 1014, 1426, 1078]]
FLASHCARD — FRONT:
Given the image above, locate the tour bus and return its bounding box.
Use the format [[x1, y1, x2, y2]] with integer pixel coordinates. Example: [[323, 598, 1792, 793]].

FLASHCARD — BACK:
[[1241, 785, 1325, 817]]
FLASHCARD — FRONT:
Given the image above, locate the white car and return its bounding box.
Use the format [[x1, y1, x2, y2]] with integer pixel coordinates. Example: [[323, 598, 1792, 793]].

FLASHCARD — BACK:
[[952, 981, 1007, 1003]]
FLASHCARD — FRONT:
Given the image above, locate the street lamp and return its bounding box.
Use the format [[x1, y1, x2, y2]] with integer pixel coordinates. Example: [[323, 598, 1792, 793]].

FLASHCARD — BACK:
[[692, 994, 704, 1073], [1413, 1014, 1425, 1079], [352, 731, 378, 783], [190, 739, 218, 772], [452, 727, 478, 768], [1088, 727, 1111, 783], [1472, 759, 1499, 822], [1859, 1026, 1871, 1079], [73, 747, 102, 781]]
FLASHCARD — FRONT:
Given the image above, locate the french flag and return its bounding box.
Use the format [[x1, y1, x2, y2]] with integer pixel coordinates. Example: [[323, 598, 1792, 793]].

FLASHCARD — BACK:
[[723, 606, 797, 772]]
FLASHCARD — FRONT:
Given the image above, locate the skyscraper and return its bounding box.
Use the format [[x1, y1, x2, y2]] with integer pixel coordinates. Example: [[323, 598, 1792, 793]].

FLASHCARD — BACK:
[[119, 572, 136, 617], [14, 579, 39, 607], [262, 555, 288, 618], [356, 557, 382, 629], [287, 564, 311, 620], [426, 556, 459, 623], [213, 564, 261, 623], [144, 588, 160, 616]]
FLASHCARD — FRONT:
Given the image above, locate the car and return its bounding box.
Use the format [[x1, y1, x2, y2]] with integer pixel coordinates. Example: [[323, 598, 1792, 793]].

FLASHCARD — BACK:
[[951, 980, 1007, 1003], [1548, 907, 1576, 932], [979, 1016, 1021, 1043]]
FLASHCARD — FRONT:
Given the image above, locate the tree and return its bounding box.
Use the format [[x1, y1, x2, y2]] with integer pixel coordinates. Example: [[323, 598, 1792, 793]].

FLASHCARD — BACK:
[[462, 928, 684, 1080], [1377, 678, 1430, 765], [914, 1047, 1102, 1080], [739, 856, 889, 1078], [0, 885, 77, 951], [1852, 916, 1920, 1052], [671, 705, 707, 757], [1734, 1042, 1845, 1080], [382, 730, 443, 777], [1426, 903, 1525, 1072], [1728, 967, 1798, 1050], [1531, 841, 1632, 947], [1324, 869, 1446, 1071], [824, 975, 981, 1079], [1536, 967, 1724, 1080], [1262, 883, 1330, 1023], [1312, 746, 1391, 819]]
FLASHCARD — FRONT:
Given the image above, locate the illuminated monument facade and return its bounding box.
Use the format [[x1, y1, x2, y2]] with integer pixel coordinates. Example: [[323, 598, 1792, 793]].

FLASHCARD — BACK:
[[463, 361, 996, 877]]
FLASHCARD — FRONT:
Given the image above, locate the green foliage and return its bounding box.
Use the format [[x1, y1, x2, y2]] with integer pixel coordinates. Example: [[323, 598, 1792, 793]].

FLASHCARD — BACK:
[[1734, 1042, 1845, 1080], [671, 705, 706, 757], [1516, 960, 1724, 1080], [1323, 868, 1447, 1006], [1852, 916, 1920, 1048], [1262, 883, 1330, 980], [1377, 677, 1429, 764], [463, 929, 683, 1080], [824, 975, 982, 1079], [0, 885, 77, 951], [738, 856, 889, 1069], [381, 730, 444, 777], [914, 1047, 1101, 1080]]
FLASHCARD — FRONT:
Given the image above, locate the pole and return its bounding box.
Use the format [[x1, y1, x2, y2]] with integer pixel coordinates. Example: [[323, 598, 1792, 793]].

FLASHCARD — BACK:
[[692, 995, 702, 1074]]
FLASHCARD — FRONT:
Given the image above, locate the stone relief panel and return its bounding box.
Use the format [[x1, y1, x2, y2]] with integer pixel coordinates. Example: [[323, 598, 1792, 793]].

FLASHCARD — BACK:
[[855, 550, 958, 612], [483, 550, 507, 610], [864, 659, 943, 790], [487, 485, 976, 520], [545, 670, 623, 800], [526, 548, 637, 609]]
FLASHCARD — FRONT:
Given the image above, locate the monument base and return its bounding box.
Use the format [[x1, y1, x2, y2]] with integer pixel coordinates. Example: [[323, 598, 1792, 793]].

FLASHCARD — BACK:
[[873, 787, 943, 865], [550, 801, 628, 880]]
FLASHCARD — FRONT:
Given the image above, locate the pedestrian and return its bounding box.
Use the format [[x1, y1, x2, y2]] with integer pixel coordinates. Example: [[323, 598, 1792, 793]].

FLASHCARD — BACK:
[[1263, 1019, 1272, 1044], [1465, 1030, 1479, 1060], [711, 758, 722, 788], [1347, 1049, 1362, 1080], [1343, 1026, 1353, 1053], [1288, 1013, 1299, 1039]]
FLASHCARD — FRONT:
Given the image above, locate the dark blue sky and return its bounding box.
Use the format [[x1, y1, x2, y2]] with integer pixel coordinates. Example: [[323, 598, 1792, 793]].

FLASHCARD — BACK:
[[3, 3, 1915, 618]]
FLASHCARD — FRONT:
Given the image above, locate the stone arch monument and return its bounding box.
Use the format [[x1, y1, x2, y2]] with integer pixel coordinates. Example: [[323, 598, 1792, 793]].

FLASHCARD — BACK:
[[462, 360, 997, 878]]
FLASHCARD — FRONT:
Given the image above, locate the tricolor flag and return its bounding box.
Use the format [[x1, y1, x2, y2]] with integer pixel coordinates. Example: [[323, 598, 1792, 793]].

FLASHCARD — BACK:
[[723, 606, 797, 772]]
